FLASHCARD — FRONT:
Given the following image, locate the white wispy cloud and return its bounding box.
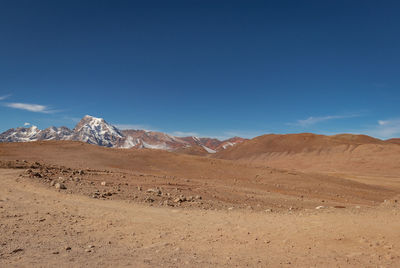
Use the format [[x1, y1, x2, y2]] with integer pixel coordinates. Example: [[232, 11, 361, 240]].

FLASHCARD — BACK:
[[0, 94, 11, 100], [63, 116, 81, 123], [291, 114, 361, 127], [366, 119, 400, 139], [24, 122, 31, 126], [114, 124, 154, 131], [221, 130, 264, 139], [5, 102, 56, 113], [170, 131, 199, 137]]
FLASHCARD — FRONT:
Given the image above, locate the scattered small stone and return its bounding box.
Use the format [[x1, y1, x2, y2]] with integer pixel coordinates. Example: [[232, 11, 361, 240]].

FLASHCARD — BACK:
[[228, 207, 234, 210], [103, 192, 112, 197], [85, 249, 92, 253], [195, 195, 202, 200], [55, 183, 66, 190], [65, 246, 71, 251], [32, 172, 42, 178], [147, 188, 161, 195], [11, 248, 23, 254], [87, 245, 95, 249], [145, 197, 154, 203], [174, 195, 187, 203], [50, 181, 56, 187], [315, 206, 325, 210], [101, 181, 107, 186], [52, 251, 59, 254], [163, 200, 172, 206]]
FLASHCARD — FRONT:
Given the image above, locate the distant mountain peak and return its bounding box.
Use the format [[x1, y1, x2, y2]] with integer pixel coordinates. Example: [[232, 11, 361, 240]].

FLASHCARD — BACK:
[[73, 115, 123, 147], [75, 115, 109, 129], [0, 115, 246, 153]]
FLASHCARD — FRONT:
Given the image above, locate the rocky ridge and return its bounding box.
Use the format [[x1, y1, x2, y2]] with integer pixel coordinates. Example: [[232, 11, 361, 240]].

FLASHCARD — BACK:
[[0, 115, 246, 153]]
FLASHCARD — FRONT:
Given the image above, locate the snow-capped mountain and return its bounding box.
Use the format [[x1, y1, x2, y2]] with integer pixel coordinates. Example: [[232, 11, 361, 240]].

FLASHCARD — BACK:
[[0, 125, 75, 142], [0, 125, 41, 142], [37, 126, 74, 141], [0, 115, 246, 153], [72, 115, 123, 147], [118, 129, 188, 150]]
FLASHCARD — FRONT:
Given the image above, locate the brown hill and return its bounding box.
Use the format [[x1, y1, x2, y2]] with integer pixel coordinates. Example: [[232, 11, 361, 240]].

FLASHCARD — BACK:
[[386, 138, 400, 145], [215, 133, 400, 177], [215, 133, 383, 157]]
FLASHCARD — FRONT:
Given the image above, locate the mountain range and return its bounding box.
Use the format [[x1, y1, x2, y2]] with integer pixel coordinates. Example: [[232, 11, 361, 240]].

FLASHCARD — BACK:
[[0, 115, 246, 154]]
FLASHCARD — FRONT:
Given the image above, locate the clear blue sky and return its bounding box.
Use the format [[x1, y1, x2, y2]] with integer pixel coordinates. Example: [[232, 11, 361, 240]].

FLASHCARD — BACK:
[[1, 0, 400, 139]]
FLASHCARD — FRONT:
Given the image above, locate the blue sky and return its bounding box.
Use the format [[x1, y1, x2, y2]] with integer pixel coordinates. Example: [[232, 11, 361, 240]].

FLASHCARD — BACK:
[[1, 0, 400, 139]]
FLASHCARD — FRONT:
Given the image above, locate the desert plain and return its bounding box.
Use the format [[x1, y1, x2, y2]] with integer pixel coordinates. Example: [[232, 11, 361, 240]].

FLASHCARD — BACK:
[[1, 134, 400, 267]]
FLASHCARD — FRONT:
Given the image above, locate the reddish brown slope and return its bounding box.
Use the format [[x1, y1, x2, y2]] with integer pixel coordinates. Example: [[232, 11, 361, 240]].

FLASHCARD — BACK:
[[216, 133, 383, 158], [386, 138, 400, 145], [215, 133, 400, 177]]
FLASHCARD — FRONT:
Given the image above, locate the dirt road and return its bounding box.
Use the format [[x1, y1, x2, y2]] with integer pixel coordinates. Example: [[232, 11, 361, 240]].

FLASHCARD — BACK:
[[1, 168, 400, 267]]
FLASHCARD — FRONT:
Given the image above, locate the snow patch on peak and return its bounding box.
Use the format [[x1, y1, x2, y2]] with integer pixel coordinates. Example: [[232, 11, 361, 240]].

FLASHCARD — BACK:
[[25, 126, 40, 137], [222, 142, 235, 149], [121, 136, 138, 149], [83, 114, 101, 120], [202, 145, 216, 154], [142, 141, 171, 151], [192, 136, 200, 142]]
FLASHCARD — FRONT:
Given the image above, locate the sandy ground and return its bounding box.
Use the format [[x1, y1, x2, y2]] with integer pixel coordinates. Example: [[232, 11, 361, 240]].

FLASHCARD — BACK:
[[0, 141, 396, 211], [1, 169, 400, 267], [1, 141, 400, 267]]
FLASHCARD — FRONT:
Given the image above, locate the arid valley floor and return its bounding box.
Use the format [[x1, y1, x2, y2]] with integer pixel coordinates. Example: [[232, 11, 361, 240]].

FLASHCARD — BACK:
[[1, 135, 400, 267]]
